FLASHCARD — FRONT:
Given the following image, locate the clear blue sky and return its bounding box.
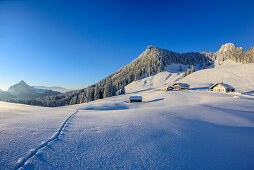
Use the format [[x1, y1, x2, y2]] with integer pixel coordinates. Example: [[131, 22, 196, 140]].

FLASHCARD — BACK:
[[0, 0, 253, 90]]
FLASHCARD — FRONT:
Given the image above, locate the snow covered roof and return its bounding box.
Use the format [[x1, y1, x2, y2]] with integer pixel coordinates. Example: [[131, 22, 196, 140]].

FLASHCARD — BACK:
[[221, 83, 235, 89], [173, 83, 189, 87], [129, 96, 142, 100], [210, 83, 235, 89]]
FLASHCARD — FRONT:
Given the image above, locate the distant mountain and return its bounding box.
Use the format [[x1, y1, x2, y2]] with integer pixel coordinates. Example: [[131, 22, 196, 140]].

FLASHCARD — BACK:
[[32, 86, 71, 93], [8, 80, 40, 97], [8, 43, 254, 107], [0, 80, 61, 100]]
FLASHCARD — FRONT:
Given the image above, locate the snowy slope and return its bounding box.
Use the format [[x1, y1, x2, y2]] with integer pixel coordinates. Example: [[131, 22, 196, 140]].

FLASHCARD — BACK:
[[26, 93, 254, 169], [126, 62, 254, 93], [125, 64, 188, 93], [179, 62, 254, 92], [0, 102, 75, 168]]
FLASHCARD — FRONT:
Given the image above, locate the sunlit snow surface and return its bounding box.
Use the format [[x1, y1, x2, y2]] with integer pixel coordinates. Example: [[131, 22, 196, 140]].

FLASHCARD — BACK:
[[1, 63, 254, 169]]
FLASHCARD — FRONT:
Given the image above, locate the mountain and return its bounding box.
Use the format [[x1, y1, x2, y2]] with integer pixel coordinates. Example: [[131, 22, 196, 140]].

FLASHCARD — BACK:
[[32, 86, 71, 93], [8, 43, 254, 107], [215, 43, 254, 65], [8, 80, 40, 97], [2, 80, 61, 100]]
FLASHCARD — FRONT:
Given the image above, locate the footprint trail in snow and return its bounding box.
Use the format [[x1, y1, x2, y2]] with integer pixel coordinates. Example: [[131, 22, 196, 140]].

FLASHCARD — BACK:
[[15, 109, 79, 170]]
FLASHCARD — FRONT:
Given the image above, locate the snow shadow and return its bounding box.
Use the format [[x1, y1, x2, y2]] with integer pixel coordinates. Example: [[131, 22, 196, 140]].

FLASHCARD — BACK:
[[23, 152, 54, 169], [126, 88, 154, 94], [242, 90, 254, 96], [82, 103, 128, 111], [191, 87, 209, 91], [202, 104, 254, 124], [146, 98, 164, 103]]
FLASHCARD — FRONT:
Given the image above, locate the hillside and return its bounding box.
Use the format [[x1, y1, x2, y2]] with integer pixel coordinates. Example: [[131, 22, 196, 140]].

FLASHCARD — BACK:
[[125, 61, 254, 94], [179, 61, 254, 92]]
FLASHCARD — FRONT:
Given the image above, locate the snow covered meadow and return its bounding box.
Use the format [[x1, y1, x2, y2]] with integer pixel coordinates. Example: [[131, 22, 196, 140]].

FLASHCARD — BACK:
[[1, 63, 254, 169]]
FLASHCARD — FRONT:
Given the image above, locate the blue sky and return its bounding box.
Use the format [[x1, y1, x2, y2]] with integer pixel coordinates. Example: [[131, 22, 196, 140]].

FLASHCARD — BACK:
[[0, 0, 253, 90]]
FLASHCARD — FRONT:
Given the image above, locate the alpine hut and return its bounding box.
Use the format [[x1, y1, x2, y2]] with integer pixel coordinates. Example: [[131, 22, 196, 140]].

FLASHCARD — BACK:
[[161, 86, 174, 92], [209, 83, 235, 93], [173, 83, 190, 90], [129, 96, 142, 103]]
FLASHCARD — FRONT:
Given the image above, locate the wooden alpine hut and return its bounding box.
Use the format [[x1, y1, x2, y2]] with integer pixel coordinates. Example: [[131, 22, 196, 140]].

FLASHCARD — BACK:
[[209, 83, 235, 93], [173, 83, 190, 90], [129, 96, 142, 103]]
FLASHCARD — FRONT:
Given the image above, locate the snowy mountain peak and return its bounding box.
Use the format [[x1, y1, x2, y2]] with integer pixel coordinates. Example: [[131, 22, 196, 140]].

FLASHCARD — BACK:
[[146, 45, 158, 50], [247, 46, 254, 53], [17, 80, 29, 87], [146, 45, 154, 49], [8, 80, 31, 92], [218, 43, 236, 52], [214, 43, 253, 64]]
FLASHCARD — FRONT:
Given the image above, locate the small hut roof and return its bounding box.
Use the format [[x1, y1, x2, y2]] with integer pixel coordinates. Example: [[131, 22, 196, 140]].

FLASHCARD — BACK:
[[210, 83, 235, 90], [173, 83, 189, 87], [129, 96, 142, 100]]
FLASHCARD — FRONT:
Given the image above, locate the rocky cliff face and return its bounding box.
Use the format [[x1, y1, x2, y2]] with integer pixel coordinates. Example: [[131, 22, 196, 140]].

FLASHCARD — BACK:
[[139, 43, 254, 68], [244, 46, 254, 63], [218, 43, 238, 52], [214, 43, 254, 64]]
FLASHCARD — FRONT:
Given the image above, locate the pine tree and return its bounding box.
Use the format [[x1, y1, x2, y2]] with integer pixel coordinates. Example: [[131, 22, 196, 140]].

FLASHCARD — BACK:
[[182, 72, 187, 78], [86, 86, 94, 102], [116, 86, 125, 95], [191, 65, 195, 73], [179, 65, 182, 71], [103, 78, 113, 98], [94, 85, 100, 100], [69, 95, 77, 105]]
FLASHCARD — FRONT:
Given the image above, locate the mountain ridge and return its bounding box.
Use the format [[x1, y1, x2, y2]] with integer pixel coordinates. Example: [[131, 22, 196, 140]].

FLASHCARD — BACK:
[[7, 43, 254, 107]]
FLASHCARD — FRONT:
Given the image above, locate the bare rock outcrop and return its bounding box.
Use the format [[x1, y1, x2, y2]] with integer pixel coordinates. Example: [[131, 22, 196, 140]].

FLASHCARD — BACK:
[[212, 43, 254, 64]]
